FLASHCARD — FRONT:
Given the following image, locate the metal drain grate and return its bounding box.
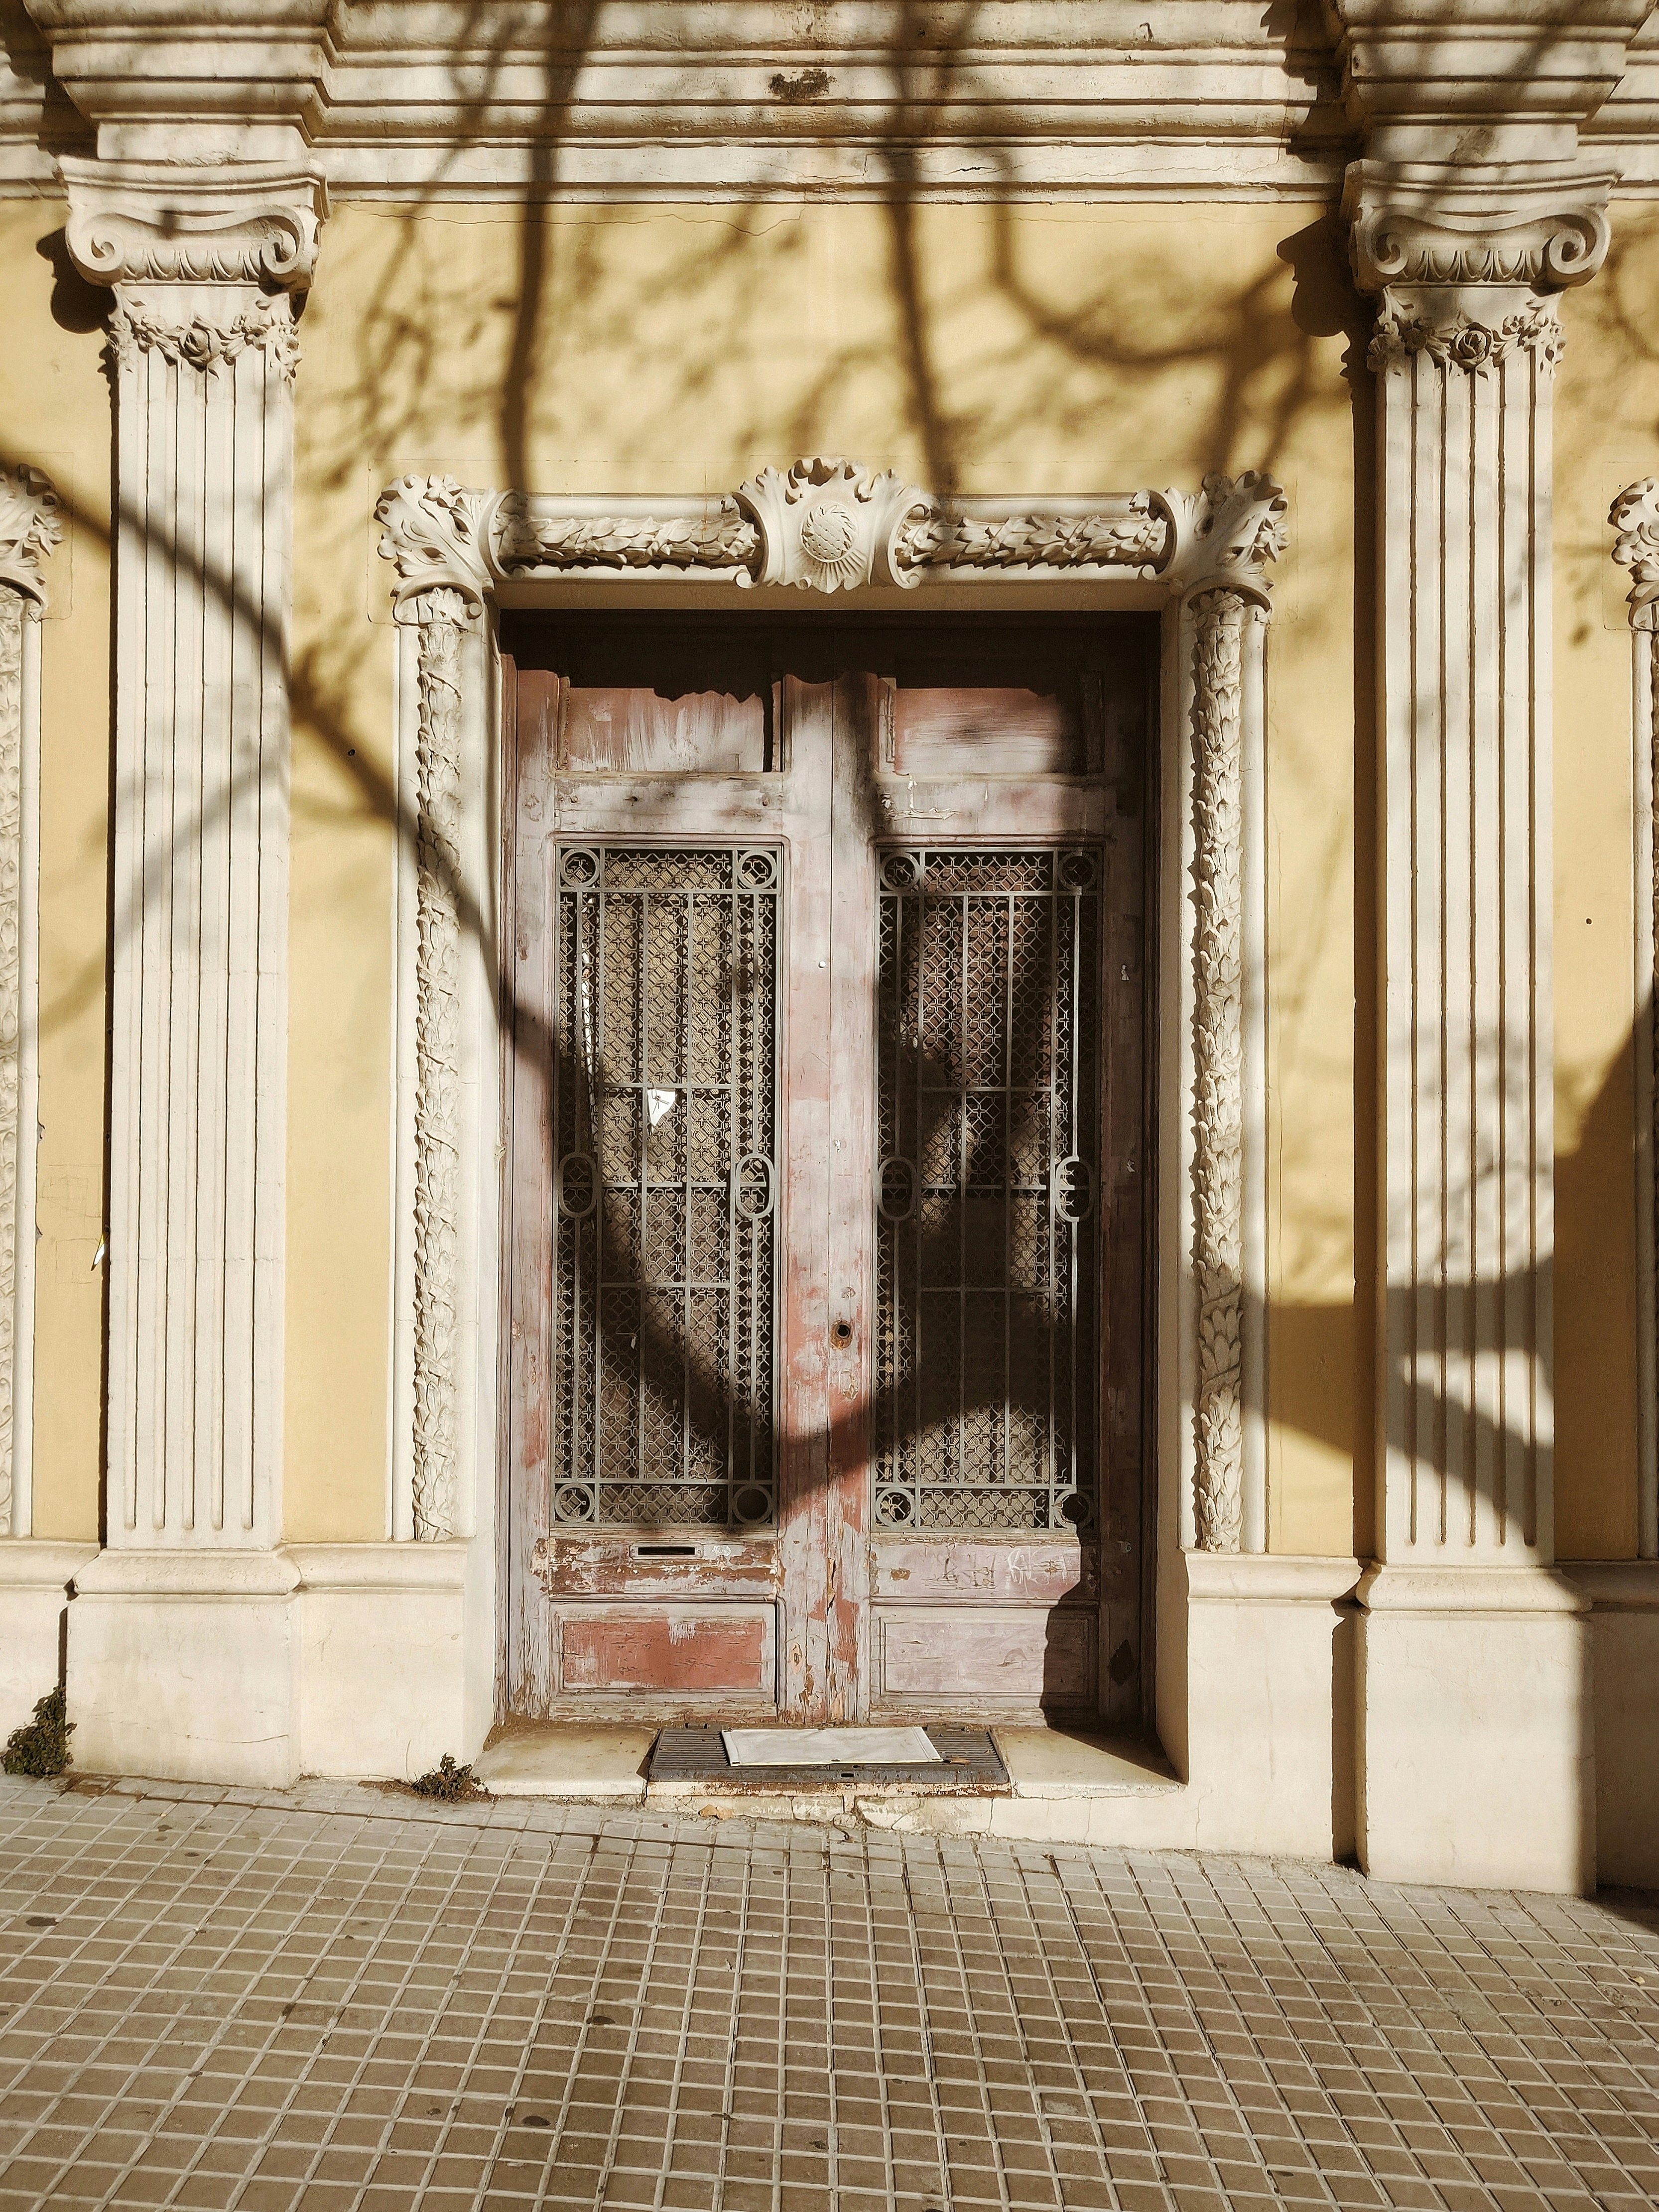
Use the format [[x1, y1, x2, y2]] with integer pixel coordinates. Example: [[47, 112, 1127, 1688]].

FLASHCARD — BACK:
[[647, 1723, 1010, 1791]]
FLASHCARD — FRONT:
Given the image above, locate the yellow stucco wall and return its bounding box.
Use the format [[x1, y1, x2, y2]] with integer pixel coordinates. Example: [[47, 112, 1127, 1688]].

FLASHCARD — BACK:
[[1553, 203, 1659, 1561], [0, 201, 109, 1543], [15, 188, 1652, 1567], [285, 199, 1362, 1552]]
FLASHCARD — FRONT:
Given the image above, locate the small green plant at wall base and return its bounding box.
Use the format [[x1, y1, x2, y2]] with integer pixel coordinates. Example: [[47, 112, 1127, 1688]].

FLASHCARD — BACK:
[[409, 1754, 487, 1801], [2, 1687, 74, 1778]]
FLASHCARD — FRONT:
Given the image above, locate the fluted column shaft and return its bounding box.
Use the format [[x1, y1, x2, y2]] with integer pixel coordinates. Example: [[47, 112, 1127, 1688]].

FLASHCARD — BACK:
[[65, 162, 326, 1549], [1345, 160, 1610, 1892], [1373, 298, 1560, 1564]]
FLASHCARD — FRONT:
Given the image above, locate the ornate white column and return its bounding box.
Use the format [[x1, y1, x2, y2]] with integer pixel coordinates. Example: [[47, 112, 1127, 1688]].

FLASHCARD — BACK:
[[58, 160, 326, 1785], [0, 468, 59, 1543], [61, 162, 325, 1550], [1346, 160, 1610, 1891]]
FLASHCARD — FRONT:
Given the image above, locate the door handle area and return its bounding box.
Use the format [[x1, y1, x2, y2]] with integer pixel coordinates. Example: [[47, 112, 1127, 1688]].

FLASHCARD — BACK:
[[830, 1317, 855, 1350]]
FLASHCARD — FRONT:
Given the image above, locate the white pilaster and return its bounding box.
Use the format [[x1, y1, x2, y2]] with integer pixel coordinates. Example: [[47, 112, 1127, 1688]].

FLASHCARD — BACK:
[[57, 159, 325, 1784], [1347, 162, 1608, 1892], [63, 161, 324, 1550]]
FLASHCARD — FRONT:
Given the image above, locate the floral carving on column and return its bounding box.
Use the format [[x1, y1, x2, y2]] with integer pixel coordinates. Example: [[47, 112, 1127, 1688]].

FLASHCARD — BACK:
[[1168, 474, 1284, 1554], [1612, 476, 1659, 1559], [0, 467, 60, 1535], [377, 477, 492, 1541]]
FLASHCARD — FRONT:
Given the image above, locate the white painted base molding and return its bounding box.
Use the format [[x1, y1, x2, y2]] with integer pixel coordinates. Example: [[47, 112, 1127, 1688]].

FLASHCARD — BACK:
[[0, 1541, 99, 1738], [1568, 1563, 1659, 1890], [285, 1543, 467, 1781], [1356, 1566, 1596, 1896], [66, 1544, 469, 1787]]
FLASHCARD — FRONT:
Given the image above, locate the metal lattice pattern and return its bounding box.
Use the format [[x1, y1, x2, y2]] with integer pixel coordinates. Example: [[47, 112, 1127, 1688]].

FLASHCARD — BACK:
[[875, 849, 1100, 1531], [553, 846, 779, 1527]]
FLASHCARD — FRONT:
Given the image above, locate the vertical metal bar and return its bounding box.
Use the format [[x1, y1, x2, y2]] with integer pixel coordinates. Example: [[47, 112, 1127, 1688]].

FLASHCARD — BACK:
[[1009, 889, 1021, 1495], [1079, 880, 1093, 1504], [956, 887, 967, 1485]]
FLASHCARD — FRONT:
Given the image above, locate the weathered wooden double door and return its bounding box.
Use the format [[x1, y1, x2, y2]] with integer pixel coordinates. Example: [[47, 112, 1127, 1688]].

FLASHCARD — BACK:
[[502, 613, 1152, 1728]]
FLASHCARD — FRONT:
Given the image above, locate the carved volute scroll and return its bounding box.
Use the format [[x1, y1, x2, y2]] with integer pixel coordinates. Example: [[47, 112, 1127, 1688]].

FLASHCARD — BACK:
[[0, 466, 59, 1536]]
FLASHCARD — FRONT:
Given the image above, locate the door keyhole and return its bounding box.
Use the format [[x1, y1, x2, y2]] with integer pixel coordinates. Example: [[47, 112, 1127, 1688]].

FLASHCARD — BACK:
[[830, 1318, 854, 1350]]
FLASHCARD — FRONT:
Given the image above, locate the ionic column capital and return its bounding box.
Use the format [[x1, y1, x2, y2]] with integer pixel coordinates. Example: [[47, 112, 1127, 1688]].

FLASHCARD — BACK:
[[1343, 158, 1614, 370], [58, 155, 327, 370]]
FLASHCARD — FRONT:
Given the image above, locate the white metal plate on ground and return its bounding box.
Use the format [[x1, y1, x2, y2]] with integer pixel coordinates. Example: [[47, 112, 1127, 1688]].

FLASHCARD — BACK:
[[721, 1725, 942, 1766]]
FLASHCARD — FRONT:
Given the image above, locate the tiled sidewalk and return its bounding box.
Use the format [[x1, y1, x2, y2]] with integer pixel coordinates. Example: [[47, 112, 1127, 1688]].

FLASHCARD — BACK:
[[0, 1774, 1655, 2212]]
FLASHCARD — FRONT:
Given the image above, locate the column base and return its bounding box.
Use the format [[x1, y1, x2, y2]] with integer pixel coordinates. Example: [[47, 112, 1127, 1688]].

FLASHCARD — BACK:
[[1357, 1564, 1594, 1894], [1182, 1552, 1362, 1859], [287, 1542, 468, 1779], [1567, 1563, 1659, 1889], [0, 1541, 101, 1737], [68, 1550, 302, 1787]]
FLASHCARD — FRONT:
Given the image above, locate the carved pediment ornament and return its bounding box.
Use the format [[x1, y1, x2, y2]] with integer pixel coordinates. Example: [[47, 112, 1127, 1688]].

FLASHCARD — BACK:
[[734, 456, 933, 593], [381, 463, 1286, 606]]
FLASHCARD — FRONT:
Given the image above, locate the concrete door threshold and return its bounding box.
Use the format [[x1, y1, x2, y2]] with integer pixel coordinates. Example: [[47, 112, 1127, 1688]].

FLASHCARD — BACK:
[[473, 1722, 1179, 1833]]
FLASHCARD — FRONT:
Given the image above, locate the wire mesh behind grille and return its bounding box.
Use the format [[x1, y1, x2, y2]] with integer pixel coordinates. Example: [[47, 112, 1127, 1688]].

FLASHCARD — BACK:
[[875, 848, 1101, 1532], [552, 846, 779, 1528]]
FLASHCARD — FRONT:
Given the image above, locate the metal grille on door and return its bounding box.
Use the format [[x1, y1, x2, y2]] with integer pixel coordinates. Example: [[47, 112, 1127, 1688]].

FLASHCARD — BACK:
[[551, 846, 780, 1529], [874, 849, 1101, 1532]]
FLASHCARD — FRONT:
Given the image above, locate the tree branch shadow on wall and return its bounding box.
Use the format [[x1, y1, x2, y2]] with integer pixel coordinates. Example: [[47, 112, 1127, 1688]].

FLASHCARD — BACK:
[[2, 0, 1637, 1768]]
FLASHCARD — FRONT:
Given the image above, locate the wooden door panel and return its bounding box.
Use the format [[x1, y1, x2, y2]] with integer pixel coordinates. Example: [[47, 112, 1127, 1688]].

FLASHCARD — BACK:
[[872, 1606, 1096, 1711], [869, 1536, 1096, 1605], [562, 683, 767, 774], [554, 1604, 777, 1698], [504, 617, 1153, 1732]]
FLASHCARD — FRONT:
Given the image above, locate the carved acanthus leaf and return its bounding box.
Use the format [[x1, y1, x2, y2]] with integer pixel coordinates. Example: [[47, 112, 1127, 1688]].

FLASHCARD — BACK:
[[496, 502, 758, 574], [376, 476, 493, 619], [1163, 473, 1287, 600], [408, 588, 467, 1543], [1612, 479, 1659, 626], [106, 296, 302, 382], [893, 504, 1166, 574], [0, 466, 63, 609]]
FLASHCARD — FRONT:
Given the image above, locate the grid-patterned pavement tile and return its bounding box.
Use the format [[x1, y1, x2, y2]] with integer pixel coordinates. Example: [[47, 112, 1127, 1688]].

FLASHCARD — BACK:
[[0, 1776, 1655, 2209]]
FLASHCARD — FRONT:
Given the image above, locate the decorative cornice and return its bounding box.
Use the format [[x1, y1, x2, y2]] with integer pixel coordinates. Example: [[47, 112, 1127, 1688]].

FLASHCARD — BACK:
[[0, 465, 62, 610], [382, 463, 1287, 604], [1613, 478, 1659, 628], [59, 156, 327, 292], [1324, 1, 1652, 166]]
